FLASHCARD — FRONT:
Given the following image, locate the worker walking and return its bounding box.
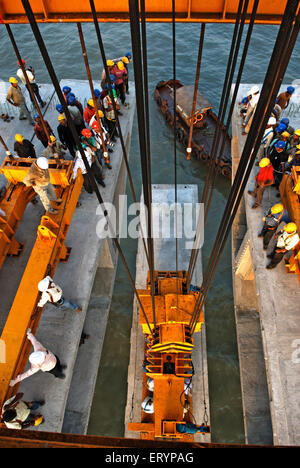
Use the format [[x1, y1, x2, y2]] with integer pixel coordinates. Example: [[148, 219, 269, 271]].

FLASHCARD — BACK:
[[258, 203, 290, 250], [6, 77, 34, 124], [266, 222, 299, 269], [16, 59, 46, 108], [248, 157, 274, 209], [23, 157, 62, 214], [9, 328, 66, 386], [14, 133, 36, 158], [1, 393, 44, 429], [37, 275, 82, 312]]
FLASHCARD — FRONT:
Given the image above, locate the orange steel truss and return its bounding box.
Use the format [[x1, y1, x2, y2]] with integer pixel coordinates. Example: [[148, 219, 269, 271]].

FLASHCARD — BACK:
[[128, 271, 205, 441], [0, 158, 83, 409], [0, 0, 296, 25]]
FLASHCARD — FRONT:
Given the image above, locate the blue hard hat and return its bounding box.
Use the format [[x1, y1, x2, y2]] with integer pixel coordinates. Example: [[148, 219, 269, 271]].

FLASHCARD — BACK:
[[125, 52, 132, 59], [275, 140, 286, 150], [287, 86, 295, 94], [280, 118, 289, 126], [94, 89, 101, 98], [68, 95, 76, 105], [56, 104, 63, 113], [109, 74, 116, 83], [62, 86, 71, 94], [241, 97, 248, 104], [33, 113, 40, 120], [276, 123, 287, 133]]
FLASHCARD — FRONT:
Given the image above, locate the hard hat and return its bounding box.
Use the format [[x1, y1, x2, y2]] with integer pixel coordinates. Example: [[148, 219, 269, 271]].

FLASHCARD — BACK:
[[81, 129, 92, 138], [17, 59, 26, 66], [274, 140, 286, 150], [15, 134, 24, 142], [287, 86, 295, 94], [296, 144, 300, 150], [271, 203, 284, 214], [280, 118, 289, 126], [125, 52, 132, 59], [97, 110, 104, 118], [259, 157, 270, 168], [117, 61, 124, 70], [36, 157, 49, 170], [58, 113, 66, 122], [50, 135, 56, 142], [122, 56, 129, 64], [33, 113, 40, 121], [62, 86, 71, 94], [276, 123, 287, 133], [147, 378, 154, 392], [29, 351, 45, 365], [38, 277, 51, 291], [268, 116, 276, 125], [92, 121, 100, 131], [109, 74, 116, 83], [56, 104, 63, 113], [294, 129, 300, 137], [9, 77, 18, 84], [141, 395, 154, 413], [106, 60, 114, 67], [283, 222, 297, 233], [281, 131, 290, 138], [34, 416, 44, 426], [94, 89, 101, 98], [67, 95, 76, 105], [88, 99, 94, 107], [250, 85, 259, 95]]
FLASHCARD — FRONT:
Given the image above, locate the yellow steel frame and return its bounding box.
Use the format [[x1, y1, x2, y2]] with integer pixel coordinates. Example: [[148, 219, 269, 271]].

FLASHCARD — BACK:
[[0, 0, 296, 25]]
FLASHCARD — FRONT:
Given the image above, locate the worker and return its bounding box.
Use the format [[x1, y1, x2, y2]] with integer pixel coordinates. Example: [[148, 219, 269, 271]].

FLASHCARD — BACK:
[[14, 133, 36, 158], [81, 128, 105, 170], [37, 275, 82, 312], [84, 99, 95, 126], [268, 140, 289, 191], [23, 157, 62, 215], [284, 145, 300, 172], [266, 222, 299, 269], [6, 76, 34, 124], [101, 59, 116, 90], [9, 328, 66, 385], [42, 135, 66, 160], [141, 395, 154, 414], [16, 58, 46, 108], [62, 85, 72, 103], [1, 393, 44, 429], [67, 94, 85, 135], [176, 422, 210, 434], [67, 92, 84, 116], [257, 116, 276, 160], [276, 86, 295, 113], [91, 120, 112, 170], [241, 85, 260, 134], [73, 142, 105, 192], [248, 157, 274, 209], [258, 203, 290, 250], [279, 117, 295, 136], [287, 129, 300, 157], [103, 87, 120, 142], [57, 113, 76, 158], [112, 61, 127, 105], [33, 114, 54, 148], [56, 103, 64, 113], [123, 53, 131, 94]]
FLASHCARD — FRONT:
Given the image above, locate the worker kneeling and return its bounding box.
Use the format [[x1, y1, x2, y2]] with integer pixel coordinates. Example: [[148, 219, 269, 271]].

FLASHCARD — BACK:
[[23, 157, 62, 214], [38, 275, 82, 312]]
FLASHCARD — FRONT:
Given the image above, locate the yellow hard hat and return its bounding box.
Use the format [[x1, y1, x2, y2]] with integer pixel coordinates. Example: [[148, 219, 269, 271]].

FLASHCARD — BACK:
[[294, 129, 300, 137], [271, 203, 284, 214], [107, 60, 114, 67], [34, 415, 44, 426], [122, 56, 129, 64], [9, 77, 18, 84], [58, 113, 66, 121], [281, 131, 290, 138], [259, 157, 270, 168], [50, 135, 56, 142], [283, 222, 297, 233], [98, 110, 104, 118], [117, 61, 124, 70], [296, 144, 300, 150], [15, 133, 24, 142], [88, 99, 94, 107]]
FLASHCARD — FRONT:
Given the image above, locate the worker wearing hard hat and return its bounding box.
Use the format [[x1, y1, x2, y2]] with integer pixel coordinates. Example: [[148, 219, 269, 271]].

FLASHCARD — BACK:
[[257, 116, 276, 160], [23, 157, 62, 214], [268, 140, 289, 191], [16, 58, 46, 108], [57, 113, 76, 158], [258, 203, 290, 250], [284, 144, 300, 173], [6, 76, 34, 124], [1, 393, 44, 430], [9, 328, 66, 386], [111, 61, 128, 105], [241, 85, 260, 134], [101, 59, 116, 90], [37, 275, 82, 312], [14, 133, 36, 158], [266, 222, 299, 269], [68, 94, 85, 134], [287, 129, 300, 157], [276, 86, 295, 112], [42, 135, 66, 160], [33, 113, 54, 148], [84, 98, 96, 125], [248, 157, 274, 209]]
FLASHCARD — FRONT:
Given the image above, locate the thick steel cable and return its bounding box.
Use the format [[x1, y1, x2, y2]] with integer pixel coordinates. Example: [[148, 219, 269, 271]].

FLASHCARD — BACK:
[[128, 0, 157, 329], [189, 0, 300, 334], [88, 0, 150, 268], [21, 0, 155, 339]]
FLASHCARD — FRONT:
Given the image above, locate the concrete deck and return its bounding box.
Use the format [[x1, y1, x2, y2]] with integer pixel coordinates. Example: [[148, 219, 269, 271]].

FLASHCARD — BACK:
[[231, 82, 300, 446], [0, 79, 136, 433], [124, 184, 211, 444]]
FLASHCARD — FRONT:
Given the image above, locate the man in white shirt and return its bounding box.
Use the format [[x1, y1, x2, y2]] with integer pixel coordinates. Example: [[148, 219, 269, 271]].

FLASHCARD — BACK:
[[266, 222, 299, 269], [73, 143, 105, 192], [16, 59, 46, 108], [37, 275, 82, 312]]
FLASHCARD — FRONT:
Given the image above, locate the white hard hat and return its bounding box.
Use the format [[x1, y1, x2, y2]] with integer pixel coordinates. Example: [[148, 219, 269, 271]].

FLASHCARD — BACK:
[[29, 351, 45, 365], [142, 395, 154, 413], [250, 85, 259, 95], [268, 116, 276, 125], [36, 157, 49, 170], [147, 377, 154, 392], [38, 277, 51, 292]]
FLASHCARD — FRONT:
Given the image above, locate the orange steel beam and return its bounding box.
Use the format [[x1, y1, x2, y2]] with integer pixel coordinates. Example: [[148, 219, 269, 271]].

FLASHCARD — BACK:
[[0, 164, 83, 408], [0, 0, 295, 25]]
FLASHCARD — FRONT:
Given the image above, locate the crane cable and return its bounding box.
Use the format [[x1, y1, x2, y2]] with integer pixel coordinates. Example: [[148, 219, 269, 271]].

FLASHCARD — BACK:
[[189, 0, 300, 335]]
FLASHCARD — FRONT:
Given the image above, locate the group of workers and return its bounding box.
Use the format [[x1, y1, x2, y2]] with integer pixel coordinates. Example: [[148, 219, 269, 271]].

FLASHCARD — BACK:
[[1, 53, 131, 430], [239, 84, 300, 270]]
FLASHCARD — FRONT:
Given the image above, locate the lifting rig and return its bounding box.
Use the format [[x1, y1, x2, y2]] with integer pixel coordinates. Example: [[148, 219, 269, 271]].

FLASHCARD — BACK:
[[0, 157, 83, 408]]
